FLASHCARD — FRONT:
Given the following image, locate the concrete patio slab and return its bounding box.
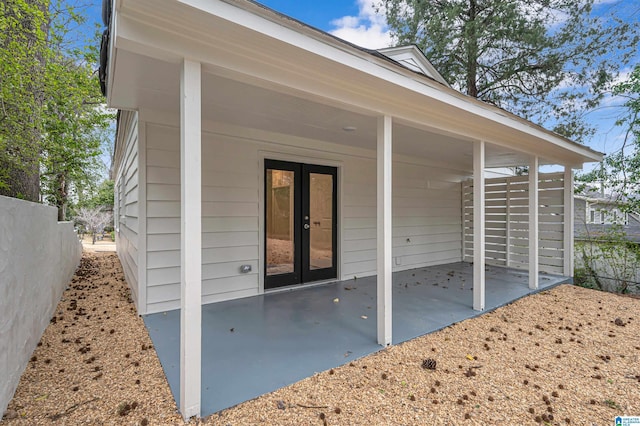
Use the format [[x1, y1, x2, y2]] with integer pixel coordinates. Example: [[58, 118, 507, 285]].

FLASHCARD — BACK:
[[143, 262, 569, 416]]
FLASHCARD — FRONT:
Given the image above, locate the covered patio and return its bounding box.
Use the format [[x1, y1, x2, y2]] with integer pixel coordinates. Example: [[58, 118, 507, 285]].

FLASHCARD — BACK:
[[104, 0, 603, 419], [144, 262, 569, 416]]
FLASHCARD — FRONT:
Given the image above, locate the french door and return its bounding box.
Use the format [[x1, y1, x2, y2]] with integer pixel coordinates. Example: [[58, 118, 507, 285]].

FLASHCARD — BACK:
[[265, 160, 337, 289]]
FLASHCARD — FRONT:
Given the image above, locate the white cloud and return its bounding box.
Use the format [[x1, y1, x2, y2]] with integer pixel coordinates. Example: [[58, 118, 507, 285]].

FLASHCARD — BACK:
[[611, 67, 633, 86], [329, 0, 392, 49]]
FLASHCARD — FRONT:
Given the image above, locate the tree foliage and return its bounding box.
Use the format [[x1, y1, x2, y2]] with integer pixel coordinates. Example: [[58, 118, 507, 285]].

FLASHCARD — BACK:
[[573, 65, 639, 295], [41, 18, 113, 220], [575, 225, 640, 295], [74, 178, 114, 213], [378, 0, 639, 142], [0, 0, 49, 201], [0, 0, 114, 218], [576, 64, 640, 213], [613, 64, 640, 145]]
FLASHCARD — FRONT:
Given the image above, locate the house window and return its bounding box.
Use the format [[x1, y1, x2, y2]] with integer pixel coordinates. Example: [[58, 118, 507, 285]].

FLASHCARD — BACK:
[[590, 210, 595, 223]]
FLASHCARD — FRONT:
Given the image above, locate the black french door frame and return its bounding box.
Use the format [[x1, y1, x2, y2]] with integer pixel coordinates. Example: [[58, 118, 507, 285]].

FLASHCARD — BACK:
[[264, 159, 338, 289], [301, 163, 338, 283]]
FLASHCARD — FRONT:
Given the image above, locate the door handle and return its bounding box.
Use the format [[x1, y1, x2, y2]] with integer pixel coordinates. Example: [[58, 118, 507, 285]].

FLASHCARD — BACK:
[[304, 223, 310, 230]]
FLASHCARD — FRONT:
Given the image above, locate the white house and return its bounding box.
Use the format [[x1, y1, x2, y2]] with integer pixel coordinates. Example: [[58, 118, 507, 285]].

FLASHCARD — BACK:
[[574, 194, 640, 242], [102, 0, 602, 418], [575, 194, 635, 226]]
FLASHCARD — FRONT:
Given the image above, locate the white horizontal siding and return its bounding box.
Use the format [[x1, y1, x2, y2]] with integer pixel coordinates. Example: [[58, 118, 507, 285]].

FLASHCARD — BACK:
[[114, 112, 140, 305], [143, 121, 466, 312], [145, 124, 180, 312], [145, 124, 261, 313], [341, 160, 462, 278]]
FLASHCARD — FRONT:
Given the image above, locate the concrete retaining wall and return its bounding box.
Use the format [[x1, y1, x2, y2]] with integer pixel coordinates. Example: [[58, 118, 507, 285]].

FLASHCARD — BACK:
[[0, 196, 82, 415]]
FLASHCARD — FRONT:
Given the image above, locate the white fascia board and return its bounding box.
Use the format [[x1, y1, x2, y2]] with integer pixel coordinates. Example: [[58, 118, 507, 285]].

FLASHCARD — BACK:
[[119, 0, 602, 165], [105, 3, 119, 105]]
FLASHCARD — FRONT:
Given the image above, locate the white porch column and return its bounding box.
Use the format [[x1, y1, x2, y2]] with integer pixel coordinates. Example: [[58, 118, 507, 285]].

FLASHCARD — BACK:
[[528, 156, 539, 289], [505, 180, 511, 267], [180, 58, 202, 420], [377, 115, 392, 346], [473, 141, 485, 311], [563, 167, 574, 276]]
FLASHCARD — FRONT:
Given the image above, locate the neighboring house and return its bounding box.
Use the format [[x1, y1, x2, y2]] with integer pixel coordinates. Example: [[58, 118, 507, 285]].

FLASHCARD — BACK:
[[574, 194, 640, 242], [101, 0, 602, 418], [573, 193, 640, 294]]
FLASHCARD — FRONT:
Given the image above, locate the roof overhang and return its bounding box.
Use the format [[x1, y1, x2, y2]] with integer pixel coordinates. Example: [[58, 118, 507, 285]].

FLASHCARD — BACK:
[[105, 0, 603, 170]]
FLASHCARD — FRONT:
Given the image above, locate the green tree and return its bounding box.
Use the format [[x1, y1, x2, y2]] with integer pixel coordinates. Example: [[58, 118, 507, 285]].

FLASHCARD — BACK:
[[41, 1, 114, 220], [614, 64, 640, 147], [40, 44, 112, 220], [89, 179, 114, 211], [577, 65, 640, 212], [573, 65, 639, 295], [1, 1, 114, 212], [0, 0, 50, 201], [378, 0, 638, 142], [74, 178, 114, 212]]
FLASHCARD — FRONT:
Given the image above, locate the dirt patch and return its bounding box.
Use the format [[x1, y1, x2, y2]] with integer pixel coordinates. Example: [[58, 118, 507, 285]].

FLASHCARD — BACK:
[[81, 235, 116, 253], [3, 253, 640, 425]]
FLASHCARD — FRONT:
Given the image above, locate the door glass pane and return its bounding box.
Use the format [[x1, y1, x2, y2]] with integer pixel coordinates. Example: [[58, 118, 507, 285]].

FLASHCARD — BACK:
[[266, 169, 295, 275], [309, 173, 333, 270]]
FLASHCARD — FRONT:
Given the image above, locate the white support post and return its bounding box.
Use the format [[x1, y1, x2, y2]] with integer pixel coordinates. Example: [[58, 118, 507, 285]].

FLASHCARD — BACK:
[[461, 182, 466, 261], [473, 141, 485, 311], [377, 115, 392, 346], [563, 167, 574, 277], [137, 120, 148, 314], [180, 58, 202, 420], [505, 180, 511, 268], [528, 156, 539, 290]]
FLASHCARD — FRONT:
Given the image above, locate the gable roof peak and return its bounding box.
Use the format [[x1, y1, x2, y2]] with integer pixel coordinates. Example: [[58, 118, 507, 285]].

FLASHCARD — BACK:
[[377, 45, 449, 87]]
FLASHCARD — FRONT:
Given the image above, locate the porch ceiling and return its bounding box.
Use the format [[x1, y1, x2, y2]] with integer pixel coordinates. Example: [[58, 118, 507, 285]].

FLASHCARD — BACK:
[[111, 51, 538, 171]]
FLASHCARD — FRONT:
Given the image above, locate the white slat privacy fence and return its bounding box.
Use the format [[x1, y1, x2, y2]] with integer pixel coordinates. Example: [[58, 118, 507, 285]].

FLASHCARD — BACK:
[[463, 172, 566, 275]]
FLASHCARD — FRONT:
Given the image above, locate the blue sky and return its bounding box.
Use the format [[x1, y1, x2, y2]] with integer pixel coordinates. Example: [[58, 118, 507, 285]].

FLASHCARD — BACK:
[[84, 0, 638, 166], [259, 1, 360, 30], [259, 0, 392, 47]]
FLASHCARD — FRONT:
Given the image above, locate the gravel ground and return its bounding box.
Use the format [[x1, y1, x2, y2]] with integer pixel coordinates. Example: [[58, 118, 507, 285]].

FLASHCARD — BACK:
[[2, 252, 639, 425], [2, 253, 183, 426]]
